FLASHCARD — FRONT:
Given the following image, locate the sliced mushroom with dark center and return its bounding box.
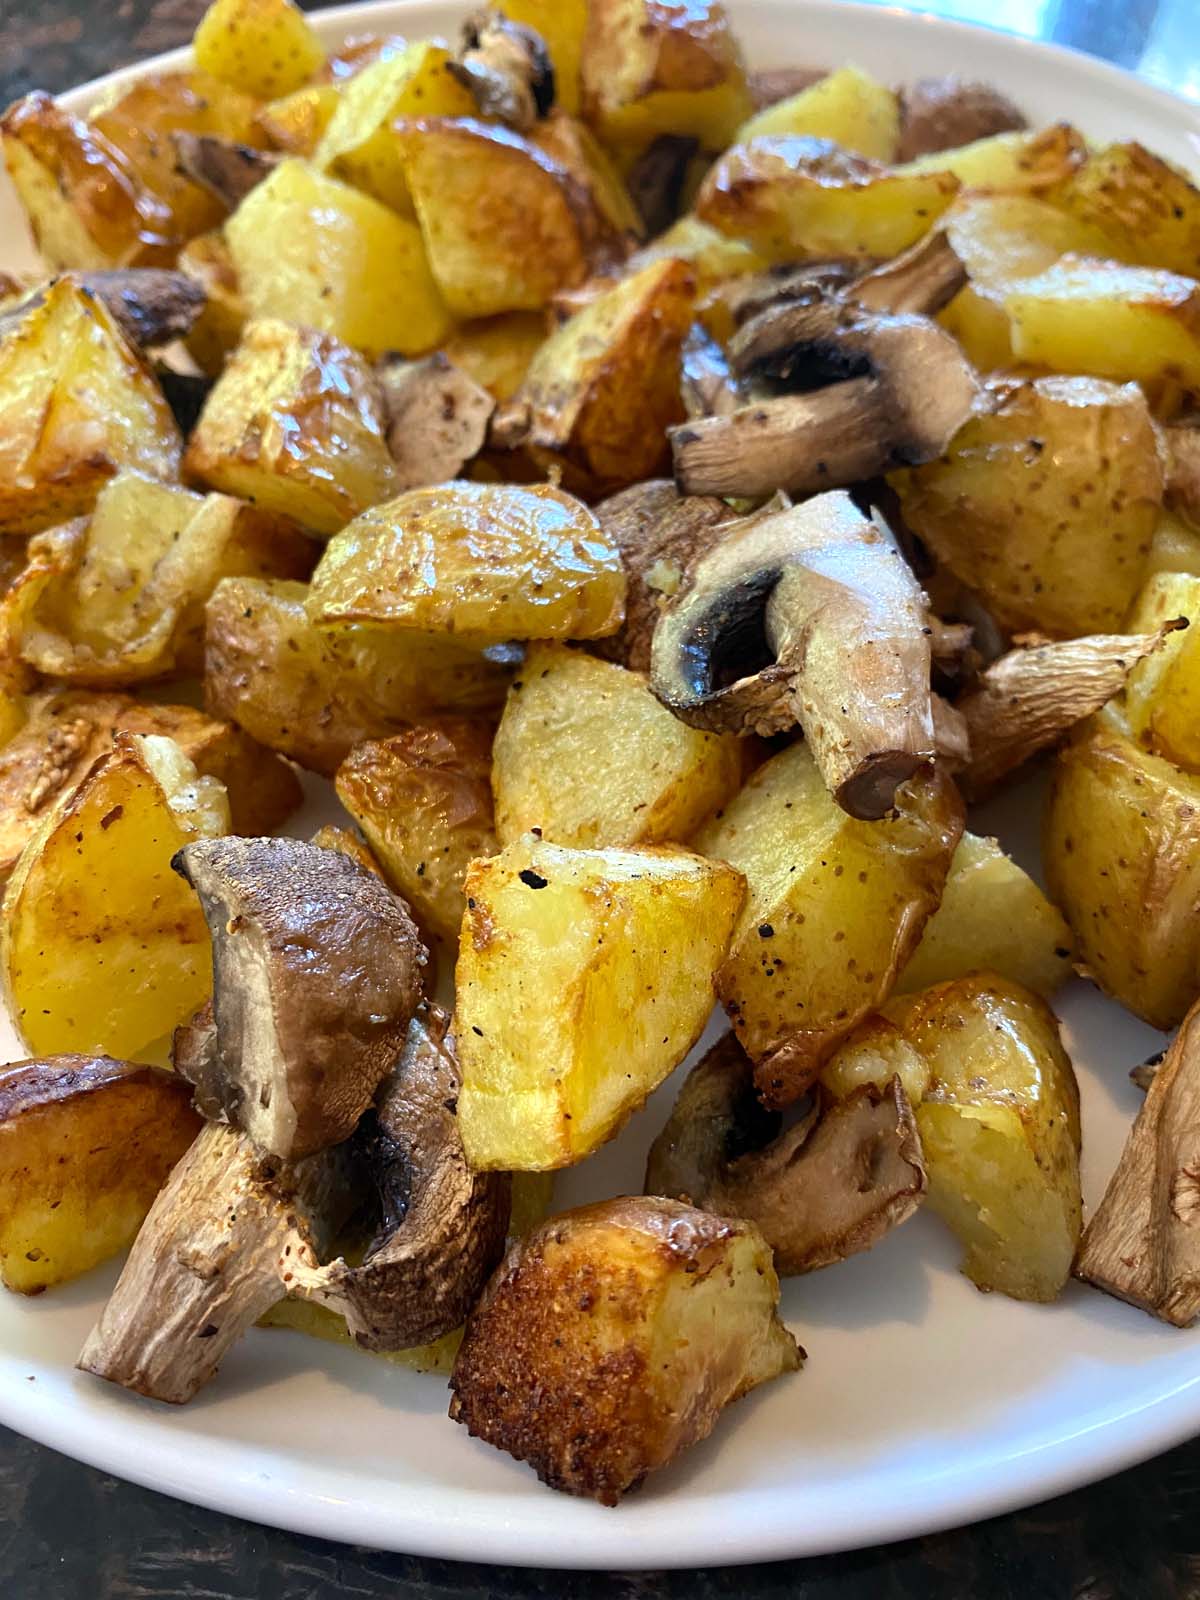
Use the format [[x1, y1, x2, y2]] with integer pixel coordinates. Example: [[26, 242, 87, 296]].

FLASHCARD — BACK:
[[449, 11, 555, 132], [645, 1031, 926, 1274], [171, 132, 282, 210]]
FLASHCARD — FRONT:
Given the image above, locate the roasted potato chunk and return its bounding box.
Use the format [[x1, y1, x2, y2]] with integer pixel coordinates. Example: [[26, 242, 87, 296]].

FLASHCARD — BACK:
[[255, 83, 340, 156], [0, 1056, 200, 1294], [206, 576, 512, 774], [1146, 510, 1200, 580], [1045, 707, 1200, 1028], [177, 231, 247, 375], [184, 319, 396, 536], [489, 0, 587, 115], [0, 277, 181, 536], [306, 482, 625, 641], [225, 159, 452, 357], [449, 1196, 798, 1503], [736, 65, 899, 161], [898, 832, 1074, 998], [695, 740, 963, 1107], [892, 376, 1163, 637], [492, 642, 743, 847], [1125, 570, 1200, 771], [336, 721, 497, 943], [629, 215, 767, 296], [441, 313, 548, 404], [819, 1013, 933, 1108], [896, 973, 1082, 1302], [1050, 141, 1200, 278], [6, 470, 310, 683], [897, 123, 1086, 193], [2, 733, 229, 1059], [695, 137, 959, 264], [192, 0, 324, 99], [456, 834, 744, 1169]]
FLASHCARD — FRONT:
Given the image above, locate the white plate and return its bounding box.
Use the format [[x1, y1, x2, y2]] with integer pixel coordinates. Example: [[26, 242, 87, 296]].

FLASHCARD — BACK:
[[3, 0, 1200, 1569]]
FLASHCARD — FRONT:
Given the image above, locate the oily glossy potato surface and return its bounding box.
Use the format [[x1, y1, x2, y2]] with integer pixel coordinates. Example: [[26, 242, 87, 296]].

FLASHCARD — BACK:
[[1125, 570, 1200, 772], [735, 66, 899, 161], [1050, 141, 1200, 278]]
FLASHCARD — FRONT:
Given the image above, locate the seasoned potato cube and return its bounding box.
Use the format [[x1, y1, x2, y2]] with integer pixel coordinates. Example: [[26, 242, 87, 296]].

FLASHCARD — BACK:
[[0, 1056, 200, 1293], [226, 159, 452, 356], [695, 137, 959, 264], [306, 482, 625, 641], [456, 835, 744, 1169], [394, 119, 589, 317], [206, 577, 512, 774], [1, 92, 173, 270], [315, 43, 476, 214], [898, 833, 1074, 998], [0, 277, 181, 536], [897, 973, 1082, 1302], [581, 0, 752, 157], [630, 215, 766, 296], [489, 0, 587, 115], [192, 0, 324, 100], [492, 643, 742, 848], [255, 83, 340, 155], [1045, 707, 1200, 1028], [1051, 142, 1200, 278], [335, 721, 497, 943], [441, 313, 548, 403], [2, 733, 229, 1059], [177, 232, 247, 375], [449, 1196, 798, 1503], [1125, 570, 1200, 770], [184, 319, 396, 536], [695, 740, 962, 1107], [736, 65, 899, 161], [892, 376, 1163, 637], [6, 471, 310, 683], [897, 123, 1086, 193]]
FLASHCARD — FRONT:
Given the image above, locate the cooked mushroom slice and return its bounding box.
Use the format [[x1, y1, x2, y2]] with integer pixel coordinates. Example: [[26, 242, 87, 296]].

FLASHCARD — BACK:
[[848, 228, 966, 317], [1166, 424, 1200, 525], [1131, 1052, 1164, 1094], [747, 66, 828, 111], [449, 11, 555, 132], [932, 694, 970, 769], [626, 135, 700, 237], [1076, 999, 1200, 1327], [680, 323, 747, 421], [78, 270, 207, 349], [651, 489, 935, 819], [171, 132, 281, 210], [174, 837, 426, 1160], [956, 626, 1179, 800], [672, 301, 977, 499], [896, 77, 1027, 162], [77, 1122, 349, 1403], [715, 260, 867, 332], [287, 1005, 511, 1350], [376, 353, 496, 489], [645, 1032, 925, 1273]]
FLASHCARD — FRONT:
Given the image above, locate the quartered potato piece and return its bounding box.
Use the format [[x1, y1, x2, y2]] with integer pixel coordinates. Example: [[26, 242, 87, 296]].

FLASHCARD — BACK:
[[1050, 141, 1200, 278], [185, 319, 396, 536], [455, 834, 744, 1169], [176, 231, 247, 375], [0, 1056, 200, 1293], [306, 482, 625, 641], [492, 642, 743, 848], [735, 65, 900, 161], [441, 313, 548, 403], [896, 123, 1086, 193], [488, 0, 588, 115], [1125, 570, 1200, 771], [531, 110, 643, 253], [192, 0, 325, 100], [0, 277, 181, 536], [2, 733, 229, 1059]]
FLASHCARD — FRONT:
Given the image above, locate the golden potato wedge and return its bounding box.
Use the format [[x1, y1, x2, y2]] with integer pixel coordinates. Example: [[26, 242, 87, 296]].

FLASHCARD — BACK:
[[1045, 707, 1200, 1028], [306, 482, 625, 640], [2, 733, 229, 1059], [177, 231, 247, 376], [695, 137, 959, 264], [394, 118, 589, 317], [581, 0, 752, 158], [206, 576, 512, 774], [531, 110, 643, 253], [897, 123, 1086, 194], [449, 1196, 797, 1503], [1125, 570, 1200, 770], [335, 721, 497, 943], [489, 0, 587, 115], [892, 376, 1163, 637], [898, 832, 1074, 998], [492, 256, 696, 491], [0, 1056, 200, 1294], [192, 0, 324, 100], [440, 313, 548, 403], [1, 92, 174, 270], [736, 65, 899, 161], [456, 834, 744, 1169], [225, 159, 452, 357], [897, 973, 1082, 1302], [695, 740, 963, 1107], [492, 642, 742, 848], [184, 319, 396, 537], [1050, 142, 1200, 278], [630, 215, 767, 297], [6, 471, 310, 684], [0, 277, 181, 536], [818, 1013, 932, 1108], [255, 83, 340, 155]]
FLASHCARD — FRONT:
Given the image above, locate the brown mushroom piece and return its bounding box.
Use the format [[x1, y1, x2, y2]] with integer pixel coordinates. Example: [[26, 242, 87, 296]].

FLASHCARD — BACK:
[[650, 489, 935, 820], [645, 1032, 926, 1273], [847, 228, 967, 317], [896, 77, 1027, 162], [625, 134, 700, 236], [78, 269, 207, 349], [449, 11, 555, 132], [671, 296, 977, 499], [713, 259, 868, 334], [173, 836, 427, 1160], [747, 65, 828, 112], [376, 352, 496, 489], [170, 131, 281, 210]]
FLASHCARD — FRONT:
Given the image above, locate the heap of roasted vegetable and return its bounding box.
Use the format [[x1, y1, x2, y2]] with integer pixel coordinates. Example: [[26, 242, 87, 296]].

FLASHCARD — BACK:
[[0, 0, 1199, 1507]]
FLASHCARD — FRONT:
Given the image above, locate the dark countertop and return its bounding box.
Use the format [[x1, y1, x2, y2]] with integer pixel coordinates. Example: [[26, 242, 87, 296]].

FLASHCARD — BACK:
[[1, 1, 1199, 1594]]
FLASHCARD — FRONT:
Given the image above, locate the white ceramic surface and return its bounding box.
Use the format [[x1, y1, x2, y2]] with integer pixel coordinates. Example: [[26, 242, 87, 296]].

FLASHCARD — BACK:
[[2, 0, 1200, 1568]]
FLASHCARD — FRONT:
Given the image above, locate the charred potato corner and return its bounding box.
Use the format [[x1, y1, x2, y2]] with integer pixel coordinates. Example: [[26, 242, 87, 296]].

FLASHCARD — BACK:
[[1, 0, 1200, 1507]]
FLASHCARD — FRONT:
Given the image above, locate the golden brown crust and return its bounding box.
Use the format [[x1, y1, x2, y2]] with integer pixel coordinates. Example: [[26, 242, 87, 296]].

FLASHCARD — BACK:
[[0, 1055, 188, 1126]]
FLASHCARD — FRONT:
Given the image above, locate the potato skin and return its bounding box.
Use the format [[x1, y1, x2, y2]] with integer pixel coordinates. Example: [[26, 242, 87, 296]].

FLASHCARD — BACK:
[[0, 1056, 200, 1294], [449, 1196, 798, 1503], [1051, 141, 1200, 278], [192, 0, 325, 100]]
